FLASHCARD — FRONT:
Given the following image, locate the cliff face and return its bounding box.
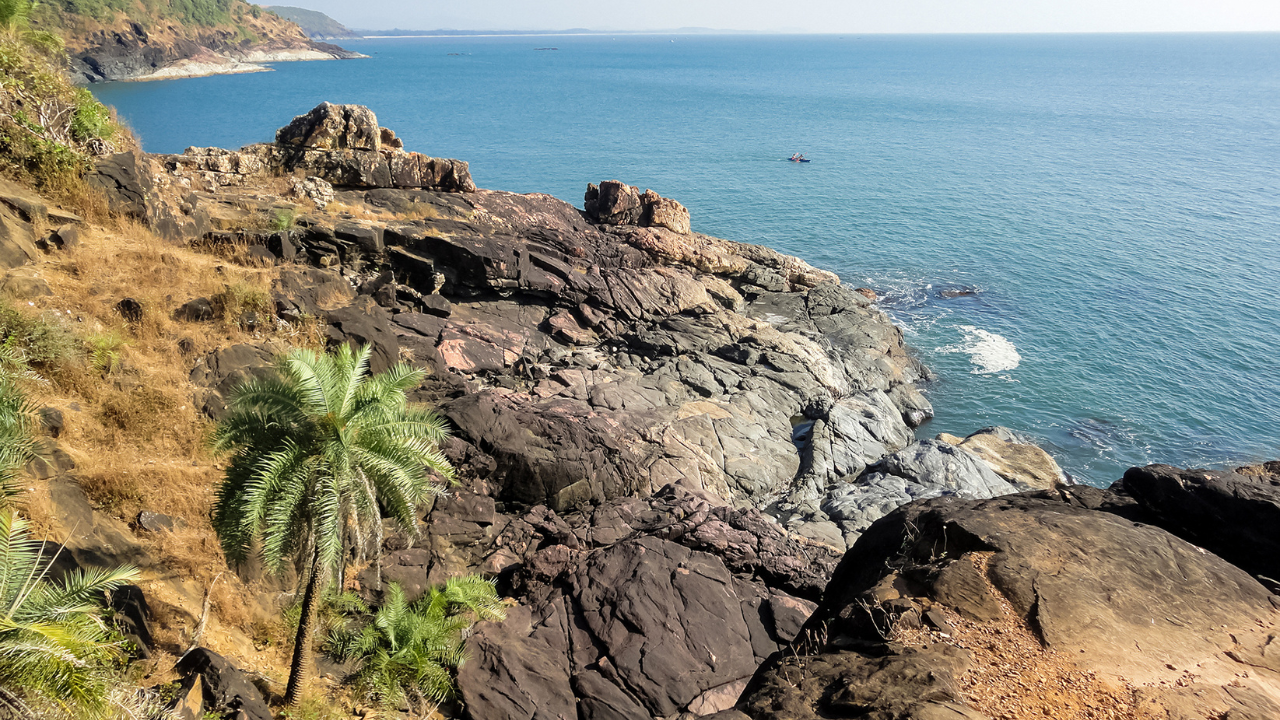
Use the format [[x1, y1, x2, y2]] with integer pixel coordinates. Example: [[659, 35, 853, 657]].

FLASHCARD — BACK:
[[33, 1, 363, 82]]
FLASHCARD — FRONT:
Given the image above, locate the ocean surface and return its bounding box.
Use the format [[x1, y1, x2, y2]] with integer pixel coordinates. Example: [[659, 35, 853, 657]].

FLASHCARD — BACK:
[[93, 33, 1280, 486]]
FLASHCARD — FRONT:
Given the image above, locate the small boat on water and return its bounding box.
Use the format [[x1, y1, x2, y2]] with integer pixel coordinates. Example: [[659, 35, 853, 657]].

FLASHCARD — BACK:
[[789, 155, 811, 163]]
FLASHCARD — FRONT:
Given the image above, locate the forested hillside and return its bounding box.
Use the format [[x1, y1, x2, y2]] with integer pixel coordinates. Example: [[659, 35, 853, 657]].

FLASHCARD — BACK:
[[28, 0, 361, 82]]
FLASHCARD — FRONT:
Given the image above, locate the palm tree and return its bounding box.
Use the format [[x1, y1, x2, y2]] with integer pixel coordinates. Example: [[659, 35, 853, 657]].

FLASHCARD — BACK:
[[0, 508, 138, 718], [210, 343, 454, 705], [326, 576, 505, 716], [0, 346, 42, 505]]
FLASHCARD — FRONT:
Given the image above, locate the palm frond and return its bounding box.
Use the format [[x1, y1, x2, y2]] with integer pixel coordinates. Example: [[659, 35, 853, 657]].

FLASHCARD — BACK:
[[0, 509, 134, 718]]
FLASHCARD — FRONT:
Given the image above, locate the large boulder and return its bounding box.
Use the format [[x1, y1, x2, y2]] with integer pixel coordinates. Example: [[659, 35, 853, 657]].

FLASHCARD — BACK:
[[805, 439, 1019, 548], [85, 150, 151, 219], [585, 180, 643, 225], [737, 493, 1280, 720], [173, 648, 272, 720], [276, 102, 381, 151], [871, 439, 1018, 497], [0, 206, 37, 271], [1111, 462, 1280, 587], [585, 181, 692, 233], [325, 296, 400, 374], [640, 188, 691, 234], [189, 343, 281, 419]]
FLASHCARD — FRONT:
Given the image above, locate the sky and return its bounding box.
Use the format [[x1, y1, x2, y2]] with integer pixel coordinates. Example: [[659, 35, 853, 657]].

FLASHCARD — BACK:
[[278, 0, 1280, 34]]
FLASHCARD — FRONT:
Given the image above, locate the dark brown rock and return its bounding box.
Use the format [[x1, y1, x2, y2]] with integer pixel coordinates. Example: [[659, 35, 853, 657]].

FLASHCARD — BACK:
[[739, 645, 983, 720], [85, 151, 151, 219], [1111, 463, 1280, 587], [189, 343, 280, 418], [115, 297, 144, 323], [175, 297, 215, 322], [459, 534, 817, 720], [173, 648, 272, 720], [325, 297, 401, 374]]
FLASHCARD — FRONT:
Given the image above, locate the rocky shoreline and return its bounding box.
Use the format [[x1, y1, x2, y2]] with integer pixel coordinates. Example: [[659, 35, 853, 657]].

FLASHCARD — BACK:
[[9, 102, 1277, 718], [66, 20, 364, 83]]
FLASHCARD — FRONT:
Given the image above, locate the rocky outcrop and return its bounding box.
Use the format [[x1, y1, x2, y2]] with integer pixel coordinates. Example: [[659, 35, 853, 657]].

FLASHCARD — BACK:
[[0, 177, 82, 271], [736, 492, 1280, 720], [780, 438, 1026, 551], [173, 648, 272, 720], [585, 181, 692, 234], [156, 104, 474, 194], [1111, 462, 1280, 588], [160, 105, 932, 522]]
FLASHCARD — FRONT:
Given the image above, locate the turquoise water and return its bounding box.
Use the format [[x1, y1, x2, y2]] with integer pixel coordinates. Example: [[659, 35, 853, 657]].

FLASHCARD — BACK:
[[93, 34, 1280, 486]]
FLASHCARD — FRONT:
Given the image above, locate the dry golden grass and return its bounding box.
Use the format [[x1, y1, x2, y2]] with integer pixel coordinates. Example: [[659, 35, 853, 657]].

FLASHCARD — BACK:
[[324, 200, 384, 220], [397, 199, 442, 222]]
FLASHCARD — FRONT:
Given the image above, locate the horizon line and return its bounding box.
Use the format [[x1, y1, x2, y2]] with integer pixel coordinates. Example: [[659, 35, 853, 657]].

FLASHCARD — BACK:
[[350, 29, 1280, 38]]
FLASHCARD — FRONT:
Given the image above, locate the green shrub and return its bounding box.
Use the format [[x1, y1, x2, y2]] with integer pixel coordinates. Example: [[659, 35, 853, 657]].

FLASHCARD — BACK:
[[84, 331, 125, 375], [69, 88, 115, 144], [0, 301, 79, 374], [325, 577, 506, 712], [270, 207, 296, 232], [0, 25, 123, 190]]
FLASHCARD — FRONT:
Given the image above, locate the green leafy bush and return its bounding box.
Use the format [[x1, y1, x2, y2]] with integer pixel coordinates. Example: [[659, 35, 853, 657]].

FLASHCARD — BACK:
[[84, 330, 125, 375], [270, 207, 296, 231], [0, 3, 124, 191], [69, 88, 115, 144], [325, 577, 506, 713], [0, 301, 79, 374], [169, 0, 235, 26]]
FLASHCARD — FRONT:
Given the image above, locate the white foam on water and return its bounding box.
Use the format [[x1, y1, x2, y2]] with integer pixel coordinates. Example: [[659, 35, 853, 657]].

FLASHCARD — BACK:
[[937, 325, 1021, 375]]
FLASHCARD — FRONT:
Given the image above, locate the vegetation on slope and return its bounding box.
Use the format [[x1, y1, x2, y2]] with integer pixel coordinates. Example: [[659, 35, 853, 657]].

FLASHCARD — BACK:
[[326, 577, 506, 714], [0, 0, 125, 196], [37, 0, 284, 33], [210, 343, 456, 705]]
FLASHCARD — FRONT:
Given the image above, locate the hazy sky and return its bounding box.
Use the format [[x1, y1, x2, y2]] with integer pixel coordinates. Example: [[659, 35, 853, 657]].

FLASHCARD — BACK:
[[284, 0, 1280, 33]]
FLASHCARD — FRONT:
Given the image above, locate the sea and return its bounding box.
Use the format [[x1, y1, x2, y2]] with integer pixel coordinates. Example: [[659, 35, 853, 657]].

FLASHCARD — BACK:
[[92, 33, 1280, 486]]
